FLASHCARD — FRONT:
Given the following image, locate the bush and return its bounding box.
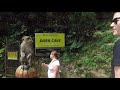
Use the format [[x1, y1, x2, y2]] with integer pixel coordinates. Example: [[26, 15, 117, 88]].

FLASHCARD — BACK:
[[65, 12, 97, 52]]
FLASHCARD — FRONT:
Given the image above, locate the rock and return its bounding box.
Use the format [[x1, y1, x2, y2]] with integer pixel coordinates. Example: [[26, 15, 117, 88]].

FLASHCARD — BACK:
[[0, 74, 3, 78], [81, 74, 86, 78]]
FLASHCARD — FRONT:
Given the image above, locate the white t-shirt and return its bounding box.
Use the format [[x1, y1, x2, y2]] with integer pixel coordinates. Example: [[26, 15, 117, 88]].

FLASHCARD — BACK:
[[48, 60, 60, 78]]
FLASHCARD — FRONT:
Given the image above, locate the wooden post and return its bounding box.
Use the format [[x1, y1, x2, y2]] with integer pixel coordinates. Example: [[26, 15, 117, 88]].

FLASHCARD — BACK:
[[4, 36, 7, 77]]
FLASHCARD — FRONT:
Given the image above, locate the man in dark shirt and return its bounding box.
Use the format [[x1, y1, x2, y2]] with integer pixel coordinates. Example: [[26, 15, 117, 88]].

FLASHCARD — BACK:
[[110, 12, 120, 78]]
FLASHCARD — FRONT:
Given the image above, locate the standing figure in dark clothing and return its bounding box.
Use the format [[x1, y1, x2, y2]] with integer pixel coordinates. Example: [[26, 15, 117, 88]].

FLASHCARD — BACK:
[[110, 12, 120, 78]]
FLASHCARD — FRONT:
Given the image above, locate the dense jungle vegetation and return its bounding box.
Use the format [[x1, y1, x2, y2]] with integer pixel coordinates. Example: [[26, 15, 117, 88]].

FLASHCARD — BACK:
[[0, 12, 115, 78]]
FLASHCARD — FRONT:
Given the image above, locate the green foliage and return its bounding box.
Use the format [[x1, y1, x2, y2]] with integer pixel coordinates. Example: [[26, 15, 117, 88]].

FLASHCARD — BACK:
[[65, 12, 97, 52], [77, 29, 115, 69], [62, 52, 75, 63], [62, 28, 116, 78], [0, 48, 5, 72], [0, 12, 98, 53], [62, 51, 80, 63], [69, 40, 84, 51], [0, 12, 115, 77], [96, 21, 111, 31]]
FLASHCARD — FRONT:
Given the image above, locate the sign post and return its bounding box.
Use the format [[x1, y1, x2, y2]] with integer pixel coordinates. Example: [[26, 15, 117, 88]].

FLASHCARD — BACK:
[[5, 41, 20, 77]]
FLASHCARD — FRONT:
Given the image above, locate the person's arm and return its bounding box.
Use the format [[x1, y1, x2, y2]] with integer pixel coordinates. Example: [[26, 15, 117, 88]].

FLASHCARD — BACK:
[[42, 63, 48, 68], [114, 66, 120, 78], [53, 65, 59, 78]]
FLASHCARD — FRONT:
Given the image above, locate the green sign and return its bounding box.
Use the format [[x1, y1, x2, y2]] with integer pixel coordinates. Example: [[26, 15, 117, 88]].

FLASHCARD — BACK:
[[7, 52, 18, 60], [35, 33, 65, 48]]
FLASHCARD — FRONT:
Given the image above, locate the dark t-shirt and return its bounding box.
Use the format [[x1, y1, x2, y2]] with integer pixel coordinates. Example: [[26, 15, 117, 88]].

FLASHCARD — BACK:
[[112, 39, 120, 78]]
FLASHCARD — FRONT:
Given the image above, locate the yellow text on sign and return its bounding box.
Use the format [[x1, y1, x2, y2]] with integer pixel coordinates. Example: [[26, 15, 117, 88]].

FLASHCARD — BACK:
[[7, 52, 18, 60], [35, 33, 65, 48]]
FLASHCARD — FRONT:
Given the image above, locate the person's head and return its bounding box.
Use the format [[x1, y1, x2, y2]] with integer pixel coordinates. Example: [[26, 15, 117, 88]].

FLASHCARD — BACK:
[[110, 12, 120, 36], [50, 50, 60, 60]]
